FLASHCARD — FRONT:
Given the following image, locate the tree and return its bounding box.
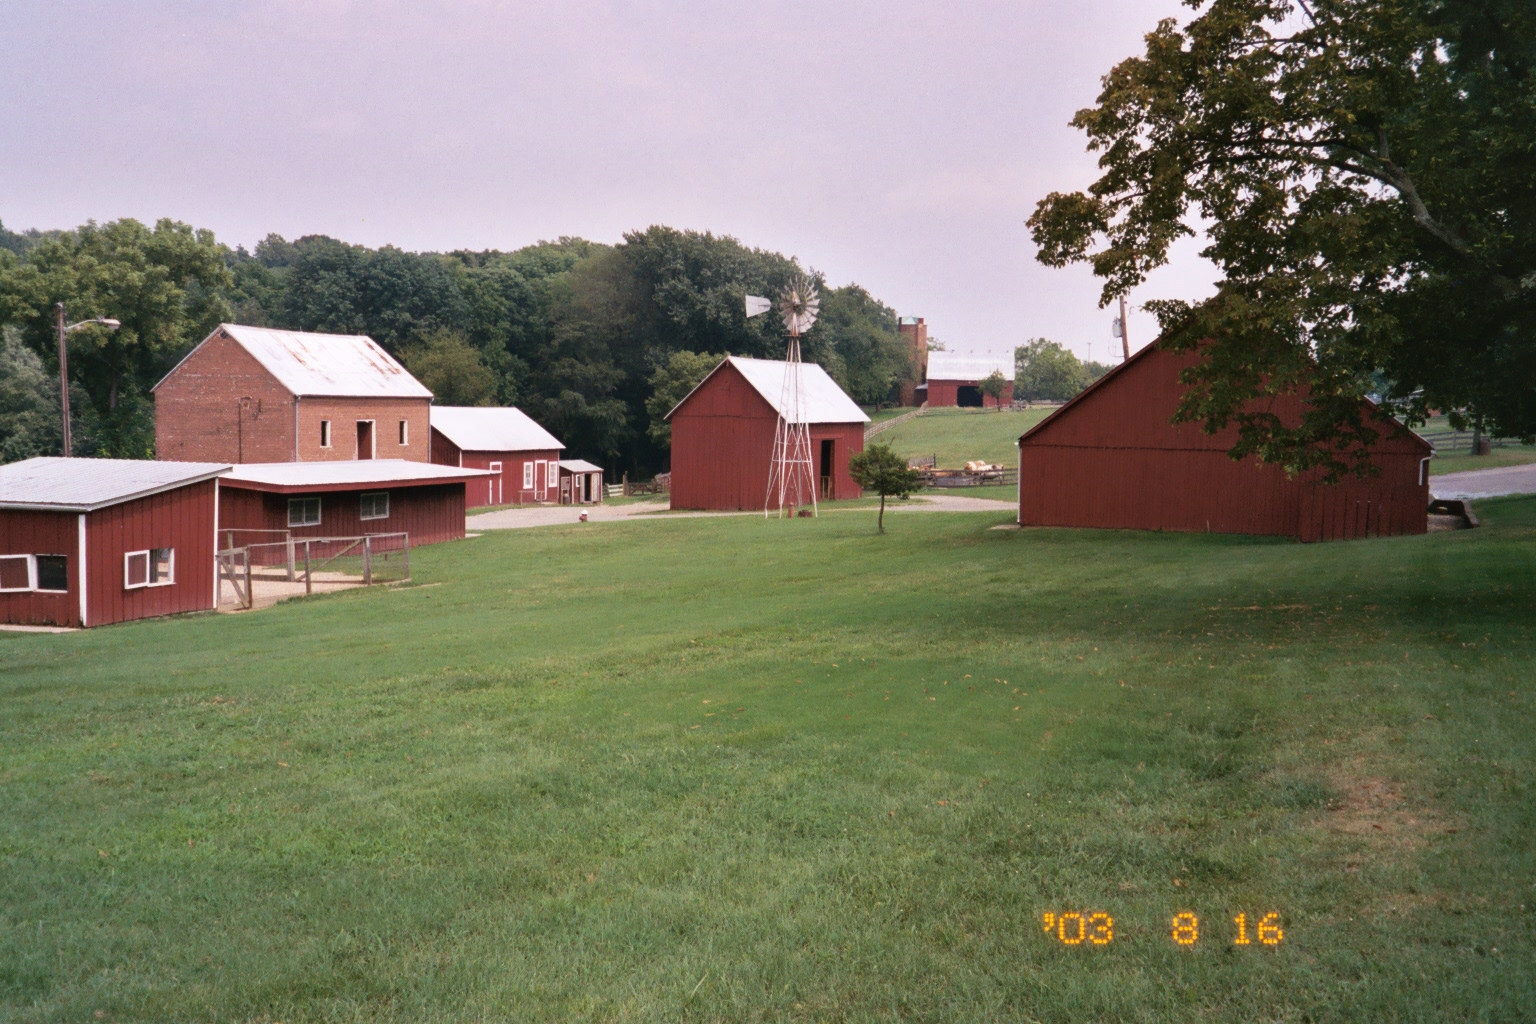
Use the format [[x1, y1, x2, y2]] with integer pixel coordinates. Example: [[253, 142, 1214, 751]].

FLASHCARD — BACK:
[[645, 350, 721, 449], [1015, 339, 1091, 402], [848, 442, 924, 533], [1029, 0, 1536, 475], [978, 370, 1010, 409], [402, 329, 498, 406]]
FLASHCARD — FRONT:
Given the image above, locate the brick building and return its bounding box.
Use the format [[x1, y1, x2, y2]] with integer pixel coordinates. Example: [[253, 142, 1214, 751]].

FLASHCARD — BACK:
[[898, 316, 929, 406], [153, 324, 432, 464]]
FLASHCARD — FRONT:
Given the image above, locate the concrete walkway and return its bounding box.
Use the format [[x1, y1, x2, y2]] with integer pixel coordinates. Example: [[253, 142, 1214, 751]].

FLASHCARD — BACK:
[[469, 493, 1016, 531], [1430, 463, 1536, 500]]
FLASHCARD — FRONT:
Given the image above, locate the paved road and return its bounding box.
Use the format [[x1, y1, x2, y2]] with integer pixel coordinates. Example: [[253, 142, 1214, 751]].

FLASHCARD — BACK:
[[1430, 463, 1536, 500], [470, 493, 1015, 531]]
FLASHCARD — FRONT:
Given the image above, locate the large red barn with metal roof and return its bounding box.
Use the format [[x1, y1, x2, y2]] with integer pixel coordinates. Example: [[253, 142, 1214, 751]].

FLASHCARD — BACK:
[[0, 457, 229, 628], [666, 356, 869, 511], [1016, 342, 1432, 541]]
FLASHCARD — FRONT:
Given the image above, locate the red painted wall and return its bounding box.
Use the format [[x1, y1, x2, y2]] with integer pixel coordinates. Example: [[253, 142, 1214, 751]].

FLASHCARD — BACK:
[[1017, 345, 1430, 541], [927, 379, 1014, 408], [84, 480, 220, 625], [669, 362, 865, 510], [0, 509, 81, 627], [219, 482, 467, 550], [428, 431, 562, 507]]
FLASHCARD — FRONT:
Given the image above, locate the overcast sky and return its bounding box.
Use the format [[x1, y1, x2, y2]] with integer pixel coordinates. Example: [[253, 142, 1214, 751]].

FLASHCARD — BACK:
[[2, 0, 1217, 365]]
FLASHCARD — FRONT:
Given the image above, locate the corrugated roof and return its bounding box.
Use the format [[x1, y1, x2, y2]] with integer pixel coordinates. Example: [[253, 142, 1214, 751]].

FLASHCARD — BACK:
[[669, 356, 868, 424], [431, 406, 564, 453], [926, 352, 1014, 382], [558, 459, 603, 473], [0, 457, 229, 512], [158, 324, 432, 399], [223, 459, 489, 488]]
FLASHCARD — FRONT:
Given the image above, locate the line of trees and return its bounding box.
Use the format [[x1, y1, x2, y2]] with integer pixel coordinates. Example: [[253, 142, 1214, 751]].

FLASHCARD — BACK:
[[0, 220, 918, 474], [1014, 338, 1113, 402]]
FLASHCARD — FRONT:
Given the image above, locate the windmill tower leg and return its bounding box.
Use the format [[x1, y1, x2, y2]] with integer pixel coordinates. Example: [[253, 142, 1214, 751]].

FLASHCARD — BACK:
[[766, 335, 819, 518]]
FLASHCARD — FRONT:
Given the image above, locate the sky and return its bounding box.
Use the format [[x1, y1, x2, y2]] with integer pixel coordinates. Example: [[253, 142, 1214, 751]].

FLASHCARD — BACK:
[[1, 0, 1218, 366]]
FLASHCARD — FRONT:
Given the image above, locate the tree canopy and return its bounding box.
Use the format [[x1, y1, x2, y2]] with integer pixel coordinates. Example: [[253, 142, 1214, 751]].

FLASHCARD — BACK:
[[1029, 0, 1536, 474], [848, 442, 924, 533], [1015, 338, 1092, 402]]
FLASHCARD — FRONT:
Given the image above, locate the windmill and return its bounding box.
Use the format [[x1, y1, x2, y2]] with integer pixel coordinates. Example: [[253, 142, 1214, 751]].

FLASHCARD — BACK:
[[746, 275, 820, 517]]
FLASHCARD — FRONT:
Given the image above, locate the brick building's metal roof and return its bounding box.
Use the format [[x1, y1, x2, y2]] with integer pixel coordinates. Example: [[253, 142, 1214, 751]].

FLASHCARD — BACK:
[[157, 324, 432, 399]]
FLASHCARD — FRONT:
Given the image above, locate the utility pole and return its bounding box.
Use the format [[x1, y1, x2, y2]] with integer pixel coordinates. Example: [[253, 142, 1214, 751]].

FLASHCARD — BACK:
[[55, 304, 71, 457]]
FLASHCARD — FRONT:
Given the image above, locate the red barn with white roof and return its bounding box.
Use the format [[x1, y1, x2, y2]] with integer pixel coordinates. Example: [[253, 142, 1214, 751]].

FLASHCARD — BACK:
[[665, 356, 869, 511], [153, 324, 433, 464], [925, 352, 1014, 408], [428, 406, 565, 507], [217, 460, 487, 550], [0, 458, 228, 628]]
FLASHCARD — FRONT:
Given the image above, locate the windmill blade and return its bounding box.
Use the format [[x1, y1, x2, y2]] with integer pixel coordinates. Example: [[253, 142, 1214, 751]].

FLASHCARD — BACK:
[[745, 295, 772, 318], [777, 275, 820, 335]]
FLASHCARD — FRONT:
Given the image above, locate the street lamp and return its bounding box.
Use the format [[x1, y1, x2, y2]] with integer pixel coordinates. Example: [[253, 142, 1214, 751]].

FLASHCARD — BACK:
[[55, 303, 120, 457]]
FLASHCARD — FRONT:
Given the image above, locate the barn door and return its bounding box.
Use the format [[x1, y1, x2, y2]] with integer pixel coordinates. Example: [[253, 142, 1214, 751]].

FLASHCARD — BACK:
[[489, 461, 502, 505], [356, 420, 375, 460]]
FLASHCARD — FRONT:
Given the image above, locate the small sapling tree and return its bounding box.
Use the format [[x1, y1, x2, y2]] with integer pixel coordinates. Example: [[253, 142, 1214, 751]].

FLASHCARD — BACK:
[[978, 370, 1009, 410], [848, 441, 924, 533]]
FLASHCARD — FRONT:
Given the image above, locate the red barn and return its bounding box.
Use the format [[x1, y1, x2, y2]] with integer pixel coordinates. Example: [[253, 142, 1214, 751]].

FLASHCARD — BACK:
[[154, 324, 433, 464], [218, 460, 488, 550], [925, 353, 1014, 408], [1016, 342, 1433, 541], [428, 406, 564, 507], [0, 457, 229, 628], [666, 356, 869, 511]]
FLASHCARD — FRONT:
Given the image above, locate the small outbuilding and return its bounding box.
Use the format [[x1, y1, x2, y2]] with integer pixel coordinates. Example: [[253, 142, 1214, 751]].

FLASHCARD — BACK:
[[666, 356, 869, 511], [218, 460, 488, 551], [0, 457, 229, 628], [1016, 342, 1433, 541], [557, 460, 605, 505], [428, 406, 565, 507], [925, 353, 1015, 408], [154, 324, 433, 464]]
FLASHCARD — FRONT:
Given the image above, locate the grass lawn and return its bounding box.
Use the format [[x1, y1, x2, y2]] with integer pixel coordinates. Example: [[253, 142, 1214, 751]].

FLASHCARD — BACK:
[[877, 407, 1055, 467], [3, 502, 1534, 1022]]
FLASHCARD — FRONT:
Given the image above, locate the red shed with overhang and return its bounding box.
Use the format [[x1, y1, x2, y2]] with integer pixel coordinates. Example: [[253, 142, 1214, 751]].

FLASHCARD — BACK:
[[1016, 342, 1432, 541], [428, 406, 565, 507], [666, 356, 869, 511], [218, 460, 487, 550], [0, 457, 229, 628]]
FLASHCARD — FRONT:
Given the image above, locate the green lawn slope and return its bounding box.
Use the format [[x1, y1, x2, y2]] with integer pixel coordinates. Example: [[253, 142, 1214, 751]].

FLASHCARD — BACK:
[[2, 500, 1533, 1022]]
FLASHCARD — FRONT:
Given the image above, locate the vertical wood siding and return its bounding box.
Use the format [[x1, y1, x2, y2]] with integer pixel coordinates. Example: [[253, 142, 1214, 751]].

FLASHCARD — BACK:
[[0, 509, 81, 627], [84, 479, 219, 626], [218, 483, 468, 553], [670, 362, 864, 510], [1017, 345, 1430, 541]]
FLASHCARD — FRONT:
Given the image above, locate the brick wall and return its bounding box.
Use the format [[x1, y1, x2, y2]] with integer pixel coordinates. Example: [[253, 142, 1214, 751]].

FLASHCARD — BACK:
[[154, 330, 295, 463], [295, 397, 431, 462]]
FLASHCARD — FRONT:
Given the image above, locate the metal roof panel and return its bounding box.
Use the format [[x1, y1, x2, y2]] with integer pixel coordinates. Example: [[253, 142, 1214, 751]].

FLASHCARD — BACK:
[[926, 352, 1014, 382], [430, 406, 564, 452], [215, 324, 432, 399], [0, 457, 230, 511]]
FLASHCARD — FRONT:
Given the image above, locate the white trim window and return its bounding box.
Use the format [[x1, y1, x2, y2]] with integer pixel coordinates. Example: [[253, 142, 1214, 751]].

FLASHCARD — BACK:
[[522, 462, 534, 489], [124, 548, 174, 590], [0, 554, 36, 592], [547, 460, 558, 487], [320, 420, 332, 448], [288, 496, 322, 527], [359, 491, 389, 520], [398, 419, 409, 446]]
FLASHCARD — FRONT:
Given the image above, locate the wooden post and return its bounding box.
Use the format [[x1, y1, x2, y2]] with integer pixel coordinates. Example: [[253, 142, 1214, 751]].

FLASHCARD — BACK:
[[363, 536, 373, 586], [243, 552, 252, 610], [303, 541, 312, 595], [401, 535, 410, 582], [286, 534, 296, 581]]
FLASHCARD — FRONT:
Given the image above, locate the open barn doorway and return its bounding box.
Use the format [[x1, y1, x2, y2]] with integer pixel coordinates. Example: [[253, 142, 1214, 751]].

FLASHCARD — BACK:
[[956, 385, 983, 408]]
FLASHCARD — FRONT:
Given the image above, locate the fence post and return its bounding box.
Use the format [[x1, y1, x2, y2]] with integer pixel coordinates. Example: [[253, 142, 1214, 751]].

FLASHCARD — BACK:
[[286, 534, 296, 581], [243, 551, 252, 610], [303, 540, 312, 595], [363, 536, 373, 586], [402, 535, 410, 582]]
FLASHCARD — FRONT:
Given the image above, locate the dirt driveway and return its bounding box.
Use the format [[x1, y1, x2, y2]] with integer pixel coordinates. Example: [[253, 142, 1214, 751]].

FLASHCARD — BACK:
[[1431, 463, 1536, 500]]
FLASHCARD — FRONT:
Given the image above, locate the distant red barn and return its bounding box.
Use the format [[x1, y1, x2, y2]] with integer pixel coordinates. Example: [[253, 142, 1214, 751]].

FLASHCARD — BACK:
[[218, 460, 488, 550], [0, 458, 229, 628], [1016, 342, 1432, 541], [428, 406, 564, 508], [666, 356, 869, 511], [925, 352, 1015, 408]]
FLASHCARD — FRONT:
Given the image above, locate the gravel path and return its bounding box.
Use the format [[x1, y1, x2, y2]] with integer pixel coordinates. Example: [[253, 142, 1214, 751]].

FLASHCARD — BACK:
[[1430, 463, 1536, 500], [469, 493, 1015, 531]]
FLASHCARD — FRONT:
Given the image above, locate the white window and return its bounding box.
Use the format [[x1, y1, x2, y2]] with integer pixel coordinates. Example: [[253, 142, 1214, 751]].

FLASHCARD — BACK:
[[36, 555, 67, 592], [398, 420, 409, 446], [522, 462, 534, 489], [0, 555, 35, 592], [547, 460, 558, 487], [288, 497, 322, 527], [124, 548, 174, 589], [359, 491, 389, 520], [320, 420, 332, 448]]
